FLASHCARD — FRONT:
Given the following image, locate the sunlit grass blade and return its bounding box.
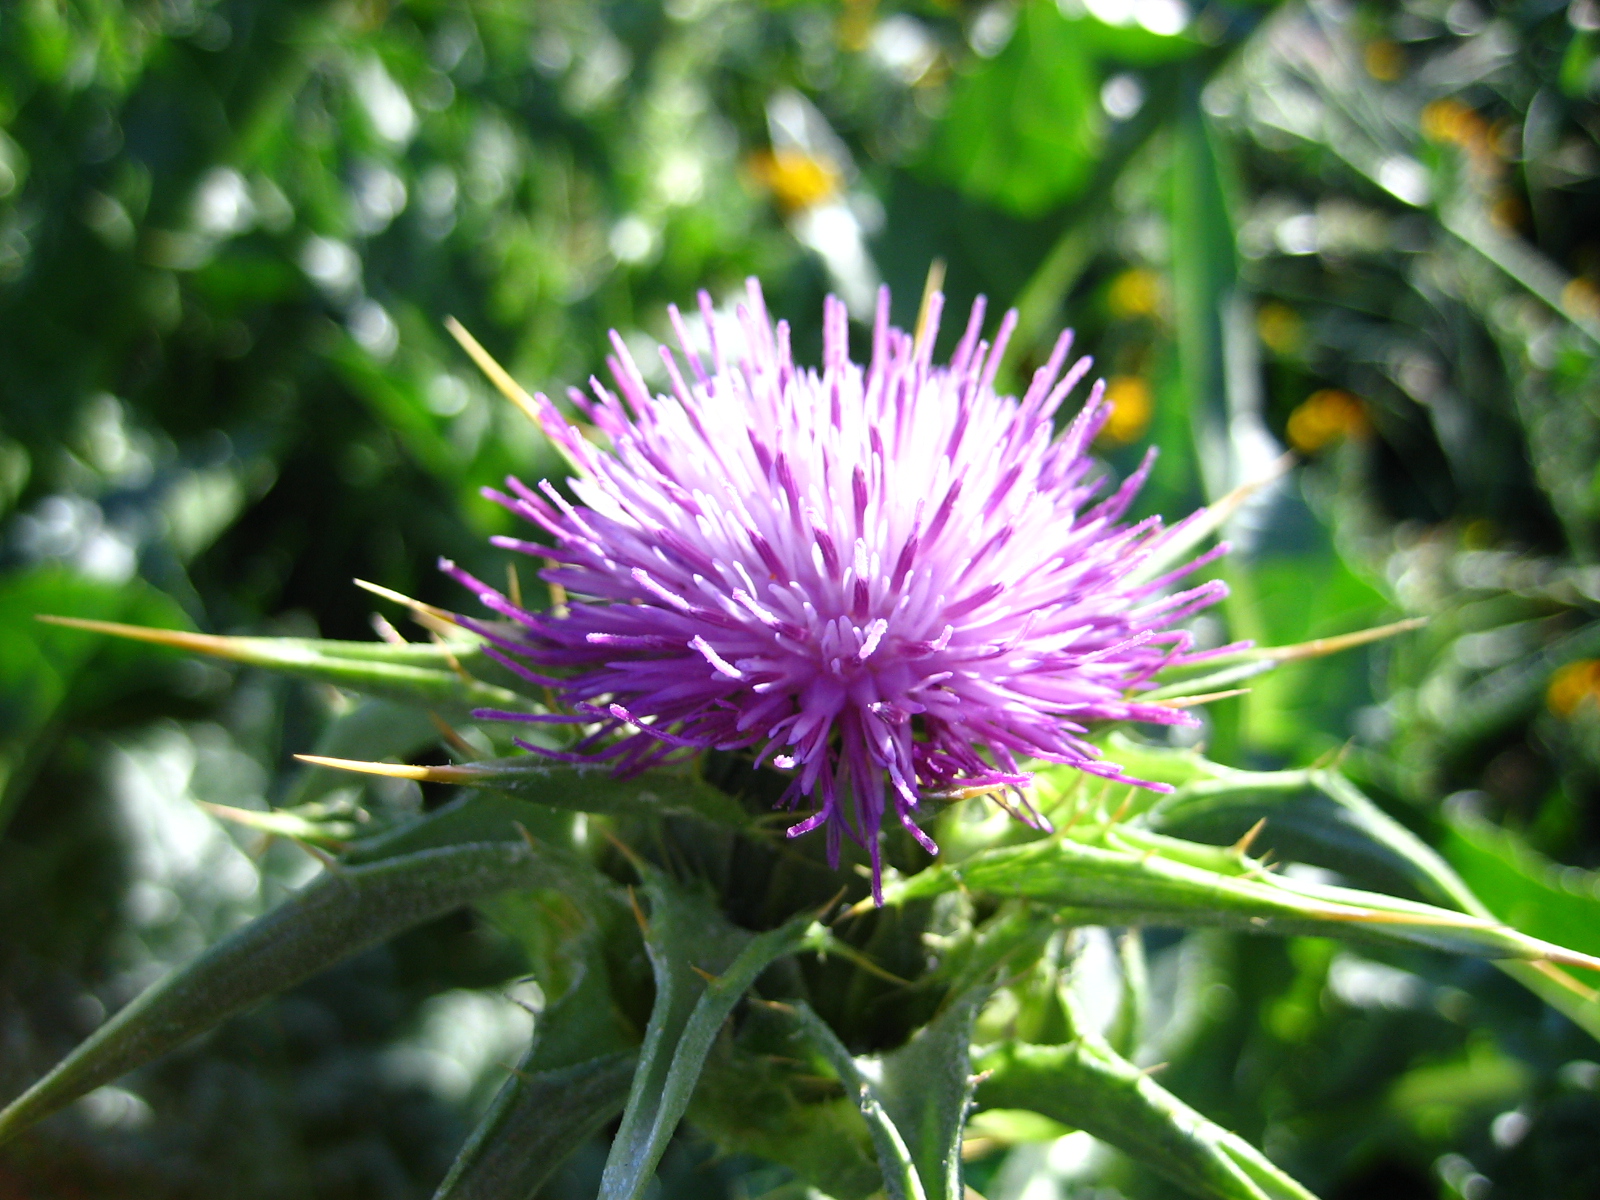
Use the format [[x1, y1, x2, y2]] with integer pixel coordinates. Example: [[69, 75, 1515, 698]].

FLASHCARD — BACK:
[[1124, 454, 1294, 590]]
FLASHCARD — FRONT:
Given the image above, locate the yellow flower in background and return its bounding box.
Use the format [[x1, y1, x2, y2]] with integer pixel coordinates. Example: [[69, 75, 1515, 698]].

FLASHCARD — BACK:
[[1099, 376, 1153, 444], [1108, 268, 1163, 320], [1422, 98, 1486, 147], [1422, 97, 1507, 179], [1549, 660, 1600, 718], [1562, 277, 1600, 323], [1287, 388, 1367, 454], [1364, 39, 1405, 82], [747, 149, 841, 214], [1257, 301, 1304, 356]]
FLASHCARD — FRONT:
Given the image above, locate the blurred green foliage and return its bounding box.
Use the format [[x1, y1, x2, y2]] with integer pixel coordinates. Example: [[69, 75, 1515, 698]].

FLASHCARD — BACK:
[[3, 0, 1600, 1197]]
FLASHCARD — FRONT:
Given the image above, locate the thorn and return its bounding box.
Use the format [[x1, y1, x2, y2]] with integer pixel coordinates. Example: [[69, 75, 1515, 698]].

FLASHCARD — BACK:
[[600, 825, 645, 869], [914, 258, 946, 358], [293, 754, 491, 784], [512, 821, 540, 853], [1252, 617, 1428, 664], [1231, 817, 1268, 857], [429, 712, 478, 757], [1109, 786, 1135, 826], [196, 800, 353, 852], [748, 998, 798, 1016], [1160, 687, 1252, 709], [370, 612, 408, 645], [445, 316, 546, 429], [34, 615, 258, 662], [1528, 960, 1600, 1002], [1209, 454, 1294, 520], [299, 840, 345, 875], [814, 885, 850, 923], [689, 964, 721, 985], [420, 628, 476, 684], [544, 559, 570, 619], [627, 885, 650, 936], [353, 578, 461, 624], [1138, 1061, 1169, 1076], [505, 562, 524, 610]]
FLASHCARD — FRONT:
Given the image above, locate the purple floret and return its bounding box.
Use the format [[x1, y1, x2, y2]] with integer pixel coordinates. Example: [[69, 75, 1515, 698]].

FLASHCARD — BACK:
[[443, 280, 1227, 900]]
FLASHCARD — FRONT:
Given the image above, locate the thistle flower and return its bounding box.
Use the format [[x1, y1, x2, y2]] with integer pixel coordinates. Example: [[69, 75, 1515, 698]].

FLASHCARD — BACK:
[[444, 281, 1228, 900]]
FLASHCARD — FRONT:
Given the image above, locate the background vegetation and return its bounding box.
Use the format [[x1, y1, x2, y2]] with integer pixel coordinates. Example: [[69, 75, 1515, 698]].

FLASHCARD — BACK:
[[2, 0, 1599, 1196]]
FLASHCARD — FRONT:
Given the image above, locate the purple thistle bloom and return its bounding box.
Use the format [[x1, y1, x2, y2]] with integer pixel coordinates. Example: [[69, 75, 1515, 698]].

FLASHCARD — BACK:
[[443, 281, 1229, 901]]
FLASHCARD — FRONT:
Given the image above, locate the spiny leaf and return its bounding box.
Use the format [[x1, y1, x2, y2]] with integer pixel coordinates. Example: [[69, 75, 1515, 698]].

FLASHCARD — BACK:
[[976, 1036, 1318, 1200], [1143, 760, 1600, 1040], [0, 841, 588, 1143], [432, 1051, 636, 1200], [688, 1042, 884, 1200], [779, 1000, 928, 1200], [598, 870, 822, 1200], [874, 830, 1600, 970], [874, 984, 992, 1200]]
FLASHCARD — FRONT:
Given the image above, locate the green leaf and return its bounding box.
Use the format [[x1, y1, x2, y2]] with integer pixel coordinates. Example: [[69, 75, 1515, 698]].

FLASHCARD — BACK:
[[438, 934, 643, 1200], [976, 1035, 1317, 1200], [342, 790, 566, 862], [0, 840, 587, 1142], [432, 1051, 636, 1200], [1146, 764, 1451, 900], [598, 869, 819, 1200], [926, 0, 1102, 217]]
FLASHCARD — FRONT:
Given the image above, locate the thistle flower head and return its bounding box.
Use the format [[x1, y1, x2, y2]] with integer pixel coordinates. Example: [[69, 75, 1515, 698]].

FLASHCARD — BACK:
[[445, 281, 1227, 900]]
